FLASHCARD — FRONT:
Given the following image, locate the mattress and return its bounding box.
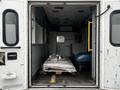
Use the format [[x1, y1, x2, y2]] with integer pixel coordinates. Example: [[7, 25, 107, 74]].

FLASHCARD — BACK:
[[43, 54, 76, 73]]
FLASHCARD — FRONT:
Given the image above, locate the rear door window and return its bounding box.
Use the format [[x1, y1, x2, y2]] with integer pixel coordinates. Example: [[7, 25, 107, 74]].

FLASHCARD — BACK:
[[3, 9, 19, 46], [110, 10, 120, 46]]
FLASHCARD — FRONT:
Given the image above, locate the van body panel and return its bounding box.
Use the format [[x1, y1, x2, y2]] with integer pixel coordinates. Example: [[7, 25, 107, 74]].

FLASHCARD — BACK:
[[0, 0, 28, 89], [100, 0, 120, 89], [0, 0, 120, 90]]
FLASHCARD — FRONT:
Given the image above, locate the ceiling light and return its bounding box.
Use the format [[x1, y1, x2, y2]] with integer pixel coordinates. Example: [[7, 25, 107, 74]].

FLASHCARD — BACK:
[[54, 7, 64, 9], [64, 18, 70, 21], [52, 10, 59, 13], [49, 3, 65, 5], [78, 10, 85, 13]]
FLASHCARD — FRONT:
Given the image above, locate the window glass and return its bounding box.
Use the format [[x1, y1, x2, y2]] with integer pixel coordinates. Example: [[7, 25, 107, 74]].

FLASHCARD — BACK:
[[57, 36, 65, 43], [3, 10, 19, 46], [110, 10, 120, 45]]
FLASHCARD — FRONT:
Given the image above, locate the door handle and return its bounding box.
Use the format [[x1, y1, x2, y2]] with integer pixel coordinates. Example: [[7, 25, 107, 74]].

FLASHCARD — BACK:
[[88, 21, 93, 52]]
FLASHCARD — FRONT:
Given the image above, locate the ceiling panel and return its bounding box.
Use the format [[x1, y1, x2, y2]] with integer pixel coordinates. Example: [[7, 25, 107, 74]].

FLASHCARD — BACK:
[[43, 5, 92, 25]]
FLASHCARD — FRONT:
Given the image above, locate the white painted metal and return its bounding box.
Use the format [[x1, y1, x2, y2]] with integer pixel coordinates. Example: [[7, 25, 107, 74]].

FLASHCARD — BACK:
[[28, 0, 100, 1], [0, 0, 28, 90], [100, 0, 120, 89], [28, 88, 99, 90], [0, 0, 120, 90]]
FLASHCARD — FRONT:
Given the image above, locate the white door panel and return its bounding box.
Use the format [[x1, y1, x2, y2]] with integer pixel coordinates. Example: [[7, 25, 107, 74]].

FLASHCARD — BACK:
[[0, 1, 27, 90], [103, 1, 120, 89]]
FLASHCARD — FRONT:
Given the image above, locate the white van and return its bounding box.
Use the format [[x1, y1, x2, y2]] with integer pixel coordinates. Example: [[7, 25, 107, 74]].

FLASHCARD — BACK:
[[0, 0, 120, 90]]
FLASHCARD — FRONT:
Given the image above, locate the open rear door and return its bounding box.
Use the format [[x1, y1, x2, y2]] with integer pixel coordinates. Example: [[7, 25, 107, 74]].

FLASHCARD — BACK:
[[0, 0, 27, 89], [101, 0, 120, 89]]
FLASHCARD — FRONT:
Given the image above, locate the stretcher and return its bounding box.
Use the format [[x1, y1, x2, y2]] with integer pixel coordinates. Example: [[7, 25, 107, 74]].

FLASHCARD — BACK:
[[43, 54, 76, 73]]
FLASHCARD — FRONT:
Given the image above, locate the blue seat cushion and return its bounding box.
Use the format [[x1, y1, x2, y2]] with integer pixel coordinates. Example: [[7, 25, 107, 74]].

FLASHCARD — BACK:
[[73, 53, 91, 63]]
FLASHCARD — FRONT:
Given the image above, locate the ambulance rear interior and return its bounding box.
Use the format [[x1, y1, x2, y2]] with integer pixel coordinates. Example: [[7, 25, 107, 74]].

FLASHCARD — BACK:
[[29, 2, 99, 87]]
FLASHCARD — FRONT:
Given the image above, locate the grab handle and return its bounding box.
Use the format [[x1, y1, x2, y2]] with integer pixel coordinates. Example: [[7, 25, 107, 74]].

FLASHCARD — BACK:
[[88, 21, 93, 52]]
